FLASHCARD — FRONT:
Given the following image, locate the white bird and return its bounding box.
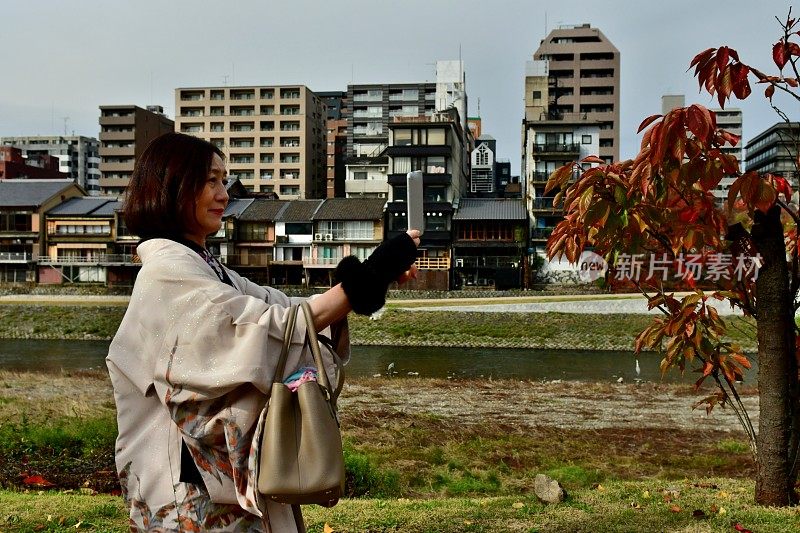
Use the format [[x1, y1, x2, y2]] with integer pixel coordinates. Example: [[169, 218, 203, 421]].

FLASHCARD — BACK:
[[387, 362, 395, 373], [635, 358, 641, 377]]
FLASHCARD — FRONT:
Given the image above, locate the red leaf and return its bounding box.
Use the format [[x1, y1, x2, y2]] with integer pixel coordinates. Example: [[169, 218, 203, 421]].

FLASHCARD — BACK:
[[765, 84, 775, 100], [734, 524, 754, 533], [716, 46, 730, 70], [773, 41, 789, 69], [731, 63, 752, 99], [789, 42, 800, 56], [637, 114, 662, 133], [785, 77, 799, 87], [717, 65, 732, 107], [686, 105, 713, 144], [23, 475, 55, 487], [580, 155, 605, 164]]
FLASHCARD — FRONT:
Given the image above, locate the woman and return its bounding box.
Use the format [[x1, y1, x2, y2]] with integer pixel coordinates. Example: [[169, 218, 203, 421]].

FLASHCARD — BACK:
[[107, 132, 419, 531]]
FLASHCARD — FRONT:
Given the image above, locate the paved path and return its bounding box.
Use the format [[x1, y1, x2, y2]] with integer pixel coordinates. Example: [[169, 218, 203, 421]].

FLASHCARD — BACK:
[[400, 297, 745, 316]]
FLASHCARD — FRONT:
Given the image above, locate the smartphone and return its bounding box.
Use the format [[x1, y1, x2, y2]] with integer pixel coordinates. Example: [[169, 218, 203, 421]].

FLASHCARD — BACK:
[[406, 170, 425, 235]]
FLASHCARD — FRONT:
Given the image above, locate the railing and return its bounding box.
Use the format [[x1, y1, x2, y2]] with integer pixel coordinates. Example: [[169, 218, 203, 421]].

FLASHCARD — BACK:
[[38, 254, 139, 265], [531, 197, 561, 209], [0, 252, 33, 263], [226, 255, 271, 267], [454, 256, 520, 268], [316, 230, 375, 241], [531, 228, 556, 240], [532, 143, 581, 153], [415, 257, 450, 270], [305, 257, 342, 266], [389, 92, 418, 101], [352, 94, 382, 102]]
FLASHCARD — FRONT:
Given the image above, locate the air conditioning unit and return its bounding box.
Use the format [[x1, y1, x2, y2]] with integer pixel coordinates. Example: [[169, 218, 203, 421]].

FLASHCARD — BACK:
[[324, 234, 333, 241], [314, 233, 323, 240]]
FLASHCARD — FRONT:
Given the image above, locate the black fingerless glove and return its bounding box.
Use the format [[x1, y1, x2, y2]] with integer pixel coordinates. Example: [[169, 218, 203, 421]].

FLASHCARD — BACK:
[[334, 233, 418, 315]]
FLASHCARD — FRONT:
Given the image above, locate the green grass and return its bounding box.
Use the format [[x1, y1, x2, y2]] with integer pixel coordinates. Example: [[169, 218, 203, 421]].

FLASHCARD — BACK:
[[349, 309, 758, 351], [2, 478, 799, 532]]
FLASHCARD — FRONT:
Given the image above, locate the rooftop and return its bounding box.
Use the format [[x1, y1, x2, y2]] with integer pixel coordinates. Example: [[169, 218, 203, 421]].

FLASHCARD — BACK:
[[0, 179, 80, 208], [313, 198, 386, 221], [452, 198, 527, 221]]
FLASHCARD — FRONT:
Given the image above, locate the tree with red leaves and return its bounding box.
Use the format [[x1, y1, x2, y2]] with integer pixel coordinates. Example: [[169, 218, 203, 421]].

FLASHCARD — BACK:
[[546, 11, 800, 506]]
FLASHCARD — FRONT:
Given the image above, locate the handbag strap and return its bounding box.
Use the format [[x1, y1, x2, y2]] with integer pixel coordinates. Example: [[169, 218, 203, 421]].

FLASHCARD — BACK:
[[273, 304, 300, 382], [299, 301, 345, 403]]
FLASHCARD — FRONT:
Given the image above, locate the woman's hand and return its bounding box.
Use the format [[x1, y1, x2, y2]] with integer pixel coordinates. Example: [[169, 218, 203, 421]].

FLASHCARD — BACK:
[[396, 229, 421, 284]]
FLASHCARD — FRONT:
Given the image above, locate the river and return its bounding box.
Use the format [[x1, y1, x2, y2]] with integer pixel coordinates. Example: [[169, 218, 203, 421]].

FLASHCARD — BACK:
[[0, 338, 735, 383]]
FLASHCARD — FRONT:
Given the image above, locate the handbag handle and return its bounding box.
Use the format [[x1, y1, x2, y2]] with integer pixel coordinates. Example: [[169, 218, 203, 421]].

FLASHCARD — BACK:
[[273, 302, 345, 403], [300, 301, 345, 403], [273, 304, 300, 383]]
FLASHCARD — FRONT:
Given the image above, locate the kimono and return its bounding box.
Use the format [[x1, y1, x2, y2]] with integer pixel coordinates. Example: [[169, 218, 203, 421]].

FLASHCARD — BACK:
[[106, 239, 349, 532]]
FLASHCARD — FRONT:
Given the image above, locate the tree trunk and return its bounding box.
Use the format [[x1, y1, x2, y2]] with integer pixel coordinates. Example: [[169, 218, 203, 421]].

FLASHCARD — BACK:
[[753, 205, 797, 506]]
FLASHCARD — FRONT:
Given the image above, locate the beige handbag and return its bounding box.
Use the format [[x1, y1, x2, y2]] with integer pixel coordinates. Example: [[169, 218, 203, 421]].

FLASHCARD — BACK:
[[257, 301, 345, 507]]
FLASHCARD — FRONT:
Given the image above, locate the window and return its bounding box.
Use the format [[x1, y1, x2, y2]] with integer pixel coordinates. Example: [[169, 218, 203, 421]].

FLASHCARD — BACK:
[[582, 135, 592, 144], [393, 157, 411, 174], [427, 129, 445, 145], [394, 129, 412, 146], [260, 88, 274, 99], [353, 171, 367, 180], [532, 90, 542, 100], [280, 185, 301, 196]]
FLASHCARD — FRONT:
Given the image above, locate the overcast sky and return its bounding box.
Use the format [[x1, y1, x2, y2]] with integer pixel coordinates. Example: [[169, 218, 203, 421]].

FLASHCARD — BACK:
[[1, 0, 795, 174]]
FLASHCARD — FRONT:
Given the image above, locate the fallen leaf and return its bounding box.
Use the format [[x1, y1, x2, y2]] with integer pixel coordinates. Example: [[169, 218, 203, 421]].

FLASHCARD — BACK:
[[464, 520, 474, 525], [669, 504, 682, 513], [642, 490, 650, 499], [718, 507, 727, 515], [24, 475, 55, 488], [512, 502, 525, 509], [323, 523, 334, 533], [733, 524, 753, 533], [630, 501, 642, 510], [74, 521, 83, 529], [47, 515, 53, 522], [596, 484, 605, 492], [710, 504, 719, 513], [718, 490, 730, 499], [692, 509, 707, 519]]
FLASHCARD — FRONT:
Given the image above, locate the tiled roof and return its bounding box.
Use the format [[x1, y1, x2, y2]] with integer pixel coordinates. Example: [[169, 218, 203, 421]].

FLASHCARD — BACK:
[[0, 179, 78, 208], [239, 199, 290, 221], [312, 198, 386, 221], [93, 200, 122, 216], [47, 197, 116, 216], [276, 200, 323, 222], [452, 198, 527, 221], [223, 198, 254, 218]]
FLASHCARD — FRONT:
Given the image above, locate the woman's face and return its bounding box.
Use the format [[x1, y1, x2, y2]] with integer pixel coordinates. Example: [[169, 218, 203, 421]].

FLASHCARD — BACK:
[[185, 153, 229, 246]]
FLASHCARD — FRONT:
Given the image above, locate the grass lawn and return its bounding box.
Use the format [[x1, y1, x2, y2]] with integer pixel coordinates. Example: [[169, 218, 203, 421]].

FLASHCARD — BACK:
[[2, 478, 799, 532]]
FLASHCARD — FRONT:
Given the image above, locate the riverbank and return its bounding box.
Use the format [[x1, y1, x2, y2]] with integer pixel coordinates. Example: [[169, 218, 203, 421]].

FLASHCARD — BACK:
[[0, 370, 780, 532], [0, 304, 759, 351]]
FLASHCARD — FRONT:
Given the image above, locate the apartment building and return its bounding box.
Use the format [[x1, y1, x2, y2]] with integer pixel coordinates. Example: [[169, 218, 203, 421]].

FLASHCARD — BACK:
[[98, 105, 174, 196], [1, 136, 101, 194], [174, 85, 326, 199], [745, 121, 800, 182], [385, 108, 471, 289], [661, 94, 743, 200], [532, 24, 620, 163], [522, 60, 601, 254]]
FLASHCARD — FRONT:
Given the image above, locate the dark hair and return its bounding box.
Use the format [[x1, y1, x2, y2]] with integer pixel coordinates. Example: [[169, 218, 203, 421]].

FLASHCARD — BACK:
[[124, 132, 224, 239]]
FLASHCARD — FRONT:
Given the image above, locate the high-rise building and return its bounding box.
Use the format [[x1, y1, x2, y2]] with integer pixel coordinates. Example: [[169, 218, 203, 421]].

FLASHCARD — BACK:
[[532, 24, 620, 163], [316, 91, 349, 198], [745, 122, 800, 183], [661, 94, 743, 200], [522, 59, 601, 254], [345, 59, 468, 161], [385, 108, 471, 288], [98, 105, 174, 196], [174, 86, 326, 199], [1, 136, 101, 194], [0, 146, 69, 180]]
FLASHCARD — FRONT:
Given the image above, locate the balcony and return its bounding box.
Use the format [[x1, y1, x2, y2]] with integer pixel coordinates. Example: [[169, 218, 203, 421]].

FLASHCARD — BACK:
[[389, 92, 419, 101], [38, 254, 139, 265], [352, 93, 382, 102], [305, 256, 342, 267], [353, 110, 383, 119], [0, 252, 34, 263], [453, 256, 520, 268], [531, 197, 562, 211], [532, 143, 581, 154], [531, 228, 556, 240], [415, 257, 450, 270]]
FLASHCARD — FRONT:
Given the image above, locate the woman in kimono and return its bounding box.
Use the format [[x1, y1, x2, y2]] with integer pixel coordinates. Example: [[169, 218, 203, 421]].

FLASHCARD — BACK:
[[106, 132, 419, 532]]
